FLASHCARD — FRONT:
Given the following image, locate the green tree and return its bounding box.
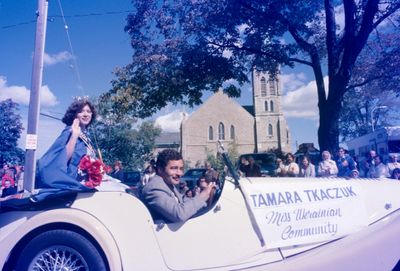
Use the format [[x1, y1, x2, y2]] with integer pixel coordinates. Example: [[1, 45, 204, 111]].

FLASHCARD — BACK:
[[339, 88, 396, 142], [130, 121, 162, 169], [105, 0, 399, 154], [340, 31, 400, 141], [0, 99, 24, 164], [206, 141, 239, 177], [94, 99, 161, 170]]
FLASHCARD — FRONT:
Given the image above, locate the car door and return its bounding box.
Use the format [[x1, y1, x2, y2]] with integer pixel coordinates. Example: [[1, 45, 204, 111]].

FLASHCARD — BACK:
[[153, 180, 283, 270]]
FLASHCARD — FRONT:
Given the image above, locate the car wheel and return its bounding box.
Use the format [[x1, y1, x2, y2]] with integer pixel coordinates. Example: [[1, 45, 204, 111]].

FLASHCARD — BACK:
[[16, 229, 107, 271]]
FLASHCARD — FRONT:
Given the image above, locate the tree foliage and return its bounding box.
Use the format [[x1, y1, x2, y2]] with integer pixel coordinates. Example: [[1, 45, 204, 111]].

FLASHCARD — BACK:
[[0, 99, 25, 164], [340, 30, 400, 141], [205, 141, 239, 177], [105, 0, 400, 153], [93, 99, 161, 170]]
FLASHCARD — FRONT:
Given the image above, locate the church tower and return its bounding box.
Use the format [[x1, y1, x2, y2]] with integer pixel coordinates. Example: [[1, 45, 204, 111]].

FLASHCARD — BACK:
[[252, 70, 291, 153]]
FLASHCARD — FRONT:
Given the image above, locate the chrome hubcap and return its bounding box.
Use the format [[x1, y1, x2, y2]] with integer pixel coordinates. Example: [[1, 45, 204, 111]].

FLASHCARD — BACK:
[[28, 245, 89, 271]]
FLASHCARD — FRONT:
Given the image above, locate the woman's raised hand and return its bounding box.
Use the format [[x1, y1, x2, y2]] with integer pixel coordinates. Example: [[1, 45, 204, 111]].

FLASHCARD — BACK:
[[71, 118, 81, 138]]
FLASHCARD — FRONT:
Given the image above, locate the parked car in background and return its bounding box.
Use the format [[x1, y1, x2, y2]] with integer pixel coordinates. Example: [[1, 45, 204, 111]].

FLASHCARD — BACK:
[[294, 143, 321, 166], [122, 170, 141, 188], [238, 152, 277, 177], [180, 168, 206, 188]]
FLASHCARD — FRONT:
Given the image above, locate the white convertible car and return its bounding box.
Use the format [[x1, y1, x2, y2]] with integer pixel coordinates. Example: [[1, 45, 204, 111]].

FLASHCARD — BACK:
[[1, 174, 400, 270]]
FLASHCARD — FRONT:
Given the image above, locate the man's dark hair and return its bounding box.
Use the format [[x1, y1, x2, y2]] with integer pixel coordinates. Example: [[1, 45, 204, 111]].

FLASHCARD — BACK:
[[374, 155, 383, 162], [62, 99, 97, 126], [156, 149, 182, 170]]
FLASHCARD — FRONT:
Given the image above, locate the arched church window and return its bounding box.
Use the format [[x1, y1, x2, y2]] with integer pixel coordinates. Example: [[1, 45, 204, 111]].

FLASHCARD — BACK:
[[268, 124, 273, 136], [270, 101, 274, 112], [208, 126, 214, 140], [276, 79, 279, 95], [269, 80, 276, 95], [218, 122, 225, 140], [264, 101, 269, 111], [261, 77, 267, 97], [287, 129, 289, 144], [230, 125, 235, 139]]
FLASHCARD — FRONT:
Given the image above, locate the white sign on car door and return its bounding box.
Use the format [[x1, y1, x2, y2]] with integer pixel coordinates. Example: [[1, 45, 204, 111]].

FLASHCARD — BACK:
[[240, 179, 369, 249]]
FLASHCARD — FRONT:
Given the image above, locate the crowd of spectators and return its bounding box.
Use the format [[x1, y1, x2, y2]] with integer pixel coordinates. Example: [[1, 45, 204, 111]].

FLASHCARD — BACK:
[[0, 163, 24, 200], [287, 148, 400, 180], [239, 149, 400, 180], [332, 149, 400, 179]]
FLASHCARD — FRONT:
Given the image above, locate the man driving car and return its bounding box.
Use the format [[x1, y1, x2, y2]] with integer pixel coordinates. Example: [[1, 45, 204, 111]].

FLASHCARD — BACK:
[[141, 149, 215, 223]]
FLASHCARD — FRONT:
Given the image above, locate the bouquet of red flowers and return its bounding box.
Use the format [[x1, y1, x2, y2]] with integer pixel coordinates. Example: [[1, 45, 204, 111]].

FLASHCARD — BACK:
[[77, 155, 105, 188]]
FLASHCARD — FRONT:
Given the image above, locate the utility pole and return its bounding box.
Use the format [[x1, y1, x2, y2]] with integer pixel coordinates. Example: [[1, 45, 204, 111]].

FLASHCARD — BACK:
[[24, 0, 49, 192]]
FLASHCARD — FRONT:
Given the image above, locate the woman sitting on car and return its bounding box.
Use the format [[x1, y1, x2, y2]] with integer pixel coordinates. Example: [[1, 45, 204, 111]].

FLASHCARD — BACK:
[[36, 98, 98, 191]]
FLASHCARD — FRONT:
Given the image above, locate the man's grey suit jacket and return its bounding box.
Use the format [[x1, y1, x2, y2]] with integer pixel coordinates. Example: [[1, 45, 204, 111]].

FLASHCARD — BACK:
[[141, 175, 207, 223]]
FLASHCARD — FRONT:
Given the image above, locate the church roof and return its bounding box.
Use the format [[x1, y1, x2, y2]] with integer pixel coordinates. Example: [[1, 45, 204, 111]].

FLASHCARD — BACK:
[[186, 90, 253, 121], [155, 132, 180, 146], [242, 105, 255, 116]]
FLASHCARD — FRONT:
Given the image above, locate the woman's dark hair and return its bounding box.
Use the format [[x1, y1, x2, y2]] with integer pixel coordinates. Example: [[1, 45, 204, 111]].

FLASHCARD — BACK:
[[156, 149, 182, 171], [286, 153, 295, 160], [185, 188, 192, 196], [196, 174, 208, 187], [62, 99, 96, 126], [301, 155, 311, 164]]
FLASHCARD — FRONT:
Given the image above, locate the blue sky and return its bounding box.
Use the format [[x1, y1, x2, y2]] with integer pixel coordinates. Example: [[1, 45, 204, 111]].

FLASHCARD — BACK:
[[0, 0, 321, 157]]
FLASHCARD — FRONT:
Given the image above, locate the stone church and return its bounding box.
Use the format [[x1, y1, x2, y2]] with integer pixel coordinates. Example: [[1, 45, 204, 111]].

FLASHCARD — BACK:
[[180, 71, 291, 166]]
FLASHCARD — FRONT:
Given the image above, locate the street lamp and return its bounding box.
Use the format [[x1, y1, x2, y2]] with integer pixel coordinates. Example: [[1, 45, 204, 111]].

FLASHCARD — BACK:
[[371, 105, 388, 131]]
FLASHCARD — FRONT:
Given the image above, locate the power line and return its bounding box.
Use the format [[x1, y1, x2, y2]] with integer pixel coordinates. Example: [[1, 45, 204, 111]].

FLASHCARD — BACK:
[[1, 10, 133, 30], [1, 20, 37, 29], [52, 10, 133, 19], [40, 112, 61, 120]]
